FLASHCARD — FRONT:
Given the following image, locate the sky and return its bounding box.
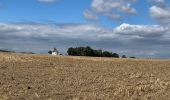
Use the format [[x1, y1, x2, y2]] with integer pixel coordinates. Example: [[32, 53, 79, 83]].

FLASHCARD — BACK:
[[0, 0, 170, 58]]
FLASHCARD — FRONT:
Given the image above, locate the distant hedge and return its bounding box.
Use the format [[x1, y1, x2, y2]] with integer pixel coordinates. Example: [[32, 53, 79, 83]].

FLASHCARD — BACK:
[[0, 49, 15, 53], [67, 46, 119, 58]]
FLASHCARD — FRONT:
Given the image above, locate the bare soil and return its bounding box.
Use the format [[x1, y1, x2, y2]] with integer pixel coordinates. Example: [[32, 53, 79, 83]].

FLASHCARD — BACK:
[[0, 52, 170, 100]]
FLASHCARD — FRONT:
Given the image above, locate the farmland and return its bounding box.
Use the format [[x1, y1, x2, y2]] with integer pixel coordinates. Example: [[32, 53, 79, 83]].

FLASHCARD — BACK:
[[0, 52, 170, 100]]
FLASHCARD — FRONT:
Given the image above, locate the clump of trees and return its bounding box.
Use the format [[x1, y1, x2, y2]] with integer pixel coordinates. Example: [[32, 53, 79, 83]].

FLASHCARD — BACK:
[[0, 49, 15, 53], [48, 50, 52, 54], [122, 55, 127, 58], [67, 46, 119, 58]]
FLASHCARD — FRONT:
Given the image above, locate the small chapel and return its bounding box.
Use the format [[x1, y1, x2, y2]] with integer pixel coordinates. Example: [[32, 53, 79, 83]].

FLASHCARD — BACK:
[[52, 48, 59, 55]]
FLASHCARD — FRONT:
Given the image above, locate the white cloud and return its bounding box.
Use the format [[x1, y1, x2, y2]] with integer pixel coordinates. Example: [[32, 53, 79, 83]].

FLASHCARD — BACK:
[[91, 0, 136, 13], [149, 0, 170, 25], [150, 6, 170, 20], [103, 13, 122, 20], [115, 23, 167, 35], [83, 10, 98, 21], [84, 0, 137, 20], [121, 3, 137, 14]]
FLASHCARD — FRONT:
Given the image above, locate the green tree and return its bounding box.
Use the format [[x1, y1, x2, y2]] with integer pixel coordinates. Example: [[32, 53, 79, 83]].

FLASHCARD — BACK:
[[112, 53, 119, 58], [48, 50, 52, 54], [67, 47, 77, 56], [130, 57, 136, 58], [85, 46, 94, 56], [67, 46, 121, 58], [93, 49, 102, 57], [122, 55, 127, 58], [102, 51, 112, 57]]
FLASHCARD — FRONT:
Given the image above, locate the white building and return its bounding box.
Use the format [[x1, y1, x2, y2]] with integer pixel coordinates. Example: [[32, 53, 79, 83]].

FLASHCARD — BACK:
[[52, 48, 59, 56]]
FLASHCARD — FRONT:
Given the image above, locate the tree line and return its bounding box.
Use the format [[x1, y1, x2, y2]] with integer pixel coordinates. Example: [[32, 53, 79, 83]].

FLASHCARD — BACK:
[[48, 46, 136, 58], [67, 46, 120, 58]]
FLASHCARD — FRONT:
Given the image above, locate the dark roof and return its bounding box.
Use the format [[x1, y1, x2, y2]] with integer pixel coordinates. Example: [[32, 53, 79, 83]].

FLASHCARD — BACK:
[[53, 48, 59, 52]]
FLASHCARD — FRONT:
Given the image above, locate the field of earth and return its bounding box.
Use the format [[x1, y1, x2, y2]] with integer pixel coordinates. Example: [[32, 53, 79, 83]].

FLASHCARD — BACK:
[[0, 52, 170, 100]]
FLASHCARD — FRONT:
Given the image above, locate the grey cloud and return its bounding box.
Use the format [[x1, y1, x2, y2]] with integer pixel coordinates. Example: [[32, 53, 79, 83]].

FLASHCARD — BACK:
[[149, 0, 165, 3], [0, 22, 170, 58]]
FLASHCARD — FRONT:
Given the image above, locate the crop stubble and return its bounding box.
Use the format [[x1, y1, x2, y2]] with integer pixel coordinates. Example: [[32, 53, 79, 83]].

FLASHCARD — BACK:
[[0, 53, 170, 100]]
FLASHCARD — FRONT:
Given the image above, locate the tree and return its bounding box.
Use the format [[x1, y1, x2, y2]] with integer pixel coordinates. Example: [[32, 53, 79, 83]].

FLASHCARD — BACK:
[[122, 55, 127, 58], [79, 47, 86, 56], [48, 50, 52, 54], [130, 57, 136, 58], [85, 46, 94, 56], [67, 46, 120, 58], [112, 53, 119, 58], [102, 51, 112, 57], [93, 49, 102, 57], [67, 47, 77, 56]]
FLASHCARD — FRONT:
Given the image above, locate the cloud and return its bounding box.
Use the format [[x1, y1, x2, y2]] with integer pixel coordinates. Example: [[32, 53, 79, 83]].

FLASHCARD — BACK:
[[0, 22, 170, 58], [91, 0, 137, 14], [149, 0, 170, 25], [149, 0, 165, 4], [148, 0, 165, 8], [84, 0, 137, 20], [114, 23, 167, 37], [150, 6, 170, 24], [38, 0, 57, 3], [83, 10, 98, 21]]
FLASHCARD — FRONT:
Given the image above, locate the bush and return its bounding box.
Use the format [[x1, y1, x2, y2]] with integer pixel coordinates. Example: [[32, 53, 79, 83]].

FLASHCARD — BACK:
[[130, 57, 136, 58]]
